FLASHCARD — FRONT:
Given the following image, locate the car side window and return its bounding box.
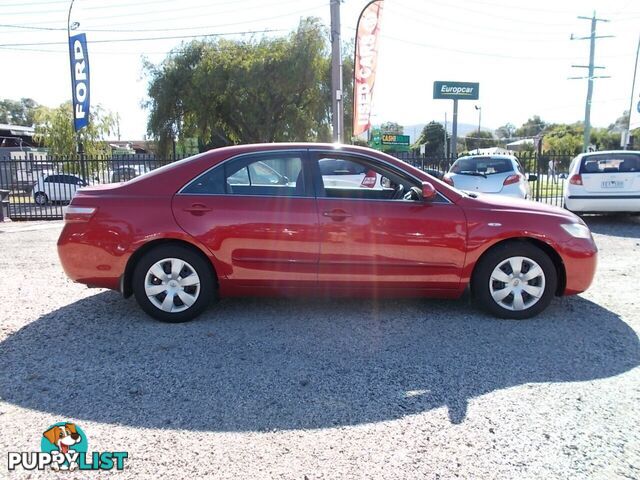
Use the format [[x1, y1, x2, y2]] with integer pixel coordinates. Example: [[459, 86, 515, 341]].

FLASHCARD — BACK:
[[44, 175, 58, 183], [315, 154, 422, 202], [182, 153, 306, 197]]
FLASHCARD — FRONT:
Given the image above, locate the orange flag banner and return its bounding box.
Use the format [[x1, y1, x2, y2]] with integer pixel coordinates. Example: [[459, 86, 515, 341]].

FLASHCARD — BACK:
[[353, 0, 384, 137]]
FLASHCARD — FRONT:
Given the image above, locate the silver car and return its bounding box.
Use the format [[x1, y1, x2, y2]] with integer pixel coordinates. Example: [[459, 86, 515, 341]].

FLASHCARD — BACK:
[[443, 155, 535, 199]]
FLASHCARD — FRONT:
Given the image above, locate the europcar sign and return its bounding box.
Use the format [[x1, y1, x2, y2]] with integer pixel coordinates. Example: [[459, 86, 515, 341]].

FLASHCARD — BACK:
[[68, 33, 90, 131], [433, 81, 479, 100]]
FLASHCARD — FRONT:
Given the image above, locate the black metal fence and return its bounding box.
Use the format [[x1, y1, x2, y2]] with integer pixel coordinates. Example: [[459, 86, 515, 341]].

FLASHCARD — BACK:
[[391, 151, 572, 208], [1, 151, 573, 220]]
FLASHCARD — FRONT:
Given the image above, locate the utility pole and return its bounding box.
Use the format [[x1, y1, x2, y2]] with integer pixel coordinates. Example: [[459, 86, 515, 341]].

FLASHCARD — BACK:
[[330, 0, 343, 143], [569, 11, 613, 153], [444, 112, 448, 159], [624, 34, 640, 150]]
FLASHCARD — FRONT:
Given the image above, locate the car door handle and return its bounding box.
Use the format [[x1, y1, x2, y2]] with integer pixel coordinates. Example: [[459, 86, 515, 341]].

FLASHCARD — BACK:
[[323, 209, 351, 221], [183, 203, 212, 215]]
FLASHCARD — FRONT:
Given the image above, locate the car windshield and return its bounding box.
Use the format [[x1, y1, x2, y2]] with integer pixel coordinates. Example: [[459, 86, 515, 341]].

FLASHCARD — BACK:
[[451, 157, 513, 176]]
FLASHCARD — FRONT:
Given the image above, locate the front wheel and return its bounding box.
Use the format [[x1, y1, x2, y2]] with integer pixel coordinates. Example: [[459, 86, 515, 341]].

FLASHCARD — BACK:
[[132, 245, 216, 323], [472, 243, 557, 319]]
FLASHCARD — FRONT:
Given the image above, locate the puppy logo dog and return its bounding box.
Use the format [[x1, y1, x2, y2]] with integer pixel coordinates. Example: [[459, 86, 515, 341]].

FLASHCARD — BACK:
[[42, 423, 82, 471]]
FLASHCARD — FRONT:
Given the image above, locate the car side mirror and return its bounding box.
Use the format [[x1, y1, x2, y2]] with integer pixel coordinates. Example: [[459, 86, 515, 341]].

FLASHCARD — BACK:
[[421, 181, 437, 202], [527, 174, 538, 182]]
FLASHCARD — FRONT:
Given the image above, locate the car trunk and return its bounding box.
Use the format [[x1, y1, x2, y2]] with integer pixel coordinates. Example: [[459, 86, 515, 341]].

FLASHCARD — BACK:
[[580, 154, 640, 194], [451, 173, 508, 193]]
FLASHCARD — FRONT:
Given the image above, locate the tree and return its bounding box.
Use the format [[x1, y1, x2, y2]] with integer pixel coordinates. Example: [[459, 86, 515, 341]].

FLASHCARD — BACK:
[[516, 116, 546, 137], [464, 131, 495, 151], [0, 98, 39, 125], [145, 18, 349, 156], [379, 121, 404, 135], [495, 122, 516, 140], [34, 102, 116, 156], [414, 121, 447, 156], [542, 123, 583, 154]]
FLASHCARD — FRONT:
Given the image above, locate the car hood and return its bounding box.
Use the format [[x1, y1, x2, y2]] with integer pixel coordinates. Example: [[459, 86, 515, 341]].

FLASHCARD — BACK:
[[458, 192, 580, 222]]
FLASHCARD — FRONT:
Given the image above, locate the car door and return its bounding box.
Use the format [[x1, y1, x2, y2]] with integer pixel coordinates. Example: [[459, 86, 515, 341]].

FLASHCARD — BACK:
[[310, 151, 467, 293], [43, 175, 59, 201], [172, 150, 320, 292]]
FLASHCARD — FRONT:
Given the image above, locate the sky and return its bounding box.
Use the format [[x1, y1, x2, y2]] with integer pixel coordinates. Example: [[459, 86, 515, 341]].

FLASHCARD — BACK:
[[1, 0, 639, 141]]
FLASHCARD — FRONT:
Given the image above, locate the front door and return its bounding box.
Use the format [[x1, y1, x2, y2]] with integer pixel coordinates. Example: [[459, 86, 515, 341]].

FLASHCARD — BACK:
[[172, 151, 320, 293], [311, 151, 467, 293]]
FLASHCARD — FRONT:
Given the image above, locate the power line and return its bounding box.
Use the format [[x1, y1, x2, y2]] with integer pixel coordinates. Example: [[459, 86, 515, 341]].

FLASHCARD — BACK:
[[0, 29, 285, 48]]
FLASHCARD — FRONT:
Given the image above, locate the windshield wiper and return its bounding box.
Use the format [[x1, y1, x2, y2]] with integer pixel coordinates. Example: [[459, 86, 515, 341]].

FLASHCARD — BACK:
[[457, 170, 487, 178]]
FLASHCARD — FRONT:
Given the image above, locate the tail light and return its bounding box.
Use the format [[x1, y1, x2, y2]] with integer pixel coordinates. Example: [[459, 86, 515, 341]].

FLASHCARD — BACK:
[[443, 175, 454, 186], [361, 169, 377, 188], [64, 206, 97, 223], [569, 174, 583, 185], [503, 174, 522, 186]]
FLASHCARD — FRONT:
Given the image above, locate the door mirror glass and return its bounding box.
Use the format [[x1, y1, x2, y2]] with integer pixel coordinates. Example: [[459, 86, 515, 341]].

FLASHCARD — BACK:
[[421, 181, 437, 201], [527, 174, 538, 182]]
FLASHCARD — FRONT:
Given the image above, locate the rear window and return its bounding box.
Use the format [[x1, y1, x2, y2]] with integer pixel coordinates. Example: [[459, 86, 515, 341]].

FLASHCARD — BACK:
[[580, 154, 640, 174], [451, 157, 514, 175]]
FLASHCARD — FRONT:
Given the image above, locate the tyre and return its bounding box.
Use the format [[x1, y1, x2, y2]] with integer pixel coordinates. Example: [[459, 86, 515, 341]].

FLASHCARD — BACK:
[[472, 242, 557, 319], [34, 192, 48, 205], [132, 245, 216, 323]]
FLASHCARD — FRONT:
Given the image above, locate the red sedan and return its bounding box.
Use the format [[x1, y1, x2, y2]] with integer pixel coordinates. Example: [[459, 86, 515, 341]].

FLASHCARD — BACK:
[[58, 144, 597, 322]]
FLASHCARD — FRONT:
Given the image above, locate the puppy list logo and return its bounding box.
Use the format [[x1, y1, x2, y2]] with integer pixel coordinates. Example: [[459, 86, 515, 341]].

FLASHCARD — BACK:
[[7, 422, 128, 472]]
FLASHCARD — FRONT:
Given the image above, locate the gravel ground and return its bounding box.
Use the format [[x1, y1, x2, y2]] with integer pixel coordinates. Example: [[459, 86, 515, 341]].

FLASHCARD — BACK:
[[0, 216, 639, 479]]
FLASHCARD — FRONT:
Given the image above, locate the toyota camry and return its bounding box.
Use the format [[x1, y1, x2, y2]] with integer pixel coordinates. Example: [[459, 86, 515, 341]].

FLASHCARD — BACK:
[[58, 144, 597, 322]]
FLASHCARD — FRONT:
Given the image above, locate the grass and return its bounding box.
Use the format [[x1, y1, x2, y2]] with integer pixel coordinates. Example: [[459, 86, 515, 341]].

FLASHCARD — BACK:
[[529, 179, 565, 199]]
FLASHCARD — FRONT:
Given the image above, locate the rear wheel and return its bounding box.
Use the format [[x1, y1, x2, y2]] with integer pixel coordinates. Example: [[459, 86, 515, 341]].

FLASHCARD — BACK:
[[34, 192, 48, 205], [132, 245, 215, 323], [472, 242, 557, 319]]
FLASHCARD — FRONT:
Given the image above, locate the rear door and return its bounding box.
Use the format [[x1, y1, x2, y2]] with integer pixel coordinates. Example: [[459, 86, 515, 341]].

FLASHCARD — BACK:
[[580, 153, 640, 194], [172, 150, 320, 291]]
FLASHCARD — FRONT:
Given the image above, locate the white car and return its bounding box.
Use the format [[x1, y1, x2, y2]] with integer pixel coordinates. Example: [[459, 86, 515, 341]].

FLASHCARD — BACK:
[[33, 173, 88, 205], [319, 157, 384, 189], [564, 150, 640, 213], [443, 155, 534, 199]]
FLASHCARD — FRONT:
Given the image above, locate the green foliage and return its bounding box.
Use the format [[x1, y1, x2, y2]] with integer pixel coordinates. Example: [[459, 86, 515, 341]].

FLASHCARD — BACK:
[[542, 123, 583, 154], [495, 122, 516, 140], [414, 121, 447, 156], [33, 102, 116, 156], [516, 115, 546, 137], [464, 130, 495, 151], [0, 98, 39, 126], [590, 128, 621, 151], [144, 18, 353, 156], [379, 121, 404, 135]]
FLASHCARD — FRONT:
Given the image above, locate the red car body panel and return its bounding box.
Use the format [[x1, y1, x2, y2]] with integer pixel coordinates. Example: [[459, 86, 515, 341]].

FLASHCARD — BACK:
[[57, 143, 597, 301]]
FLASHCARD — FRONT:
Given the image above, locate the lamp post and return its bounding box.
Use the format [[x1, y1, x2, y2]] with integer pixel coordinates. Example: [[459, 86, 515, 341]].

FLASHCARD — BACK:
[[474, 104, 482, 135]]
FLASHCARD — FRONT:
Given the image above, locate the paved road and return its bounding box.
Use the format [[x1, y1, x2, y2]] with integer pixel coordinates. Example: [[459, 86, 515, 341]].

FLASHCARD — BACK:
[[0, 217, 638, 479]]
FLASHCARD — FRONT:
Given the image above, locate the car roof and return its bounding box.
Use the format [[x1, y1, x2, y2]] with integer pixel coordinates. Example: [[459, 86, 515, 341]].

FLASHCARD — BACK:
[[579, 150, 640, 157], [455, 155, 517, 161]]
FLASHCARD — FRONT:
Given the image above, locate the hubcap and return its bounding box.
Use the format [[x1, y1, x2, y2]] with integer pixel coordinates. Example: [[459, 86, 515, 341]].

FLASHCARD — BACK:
[[489, 256, 545, 311], [144, 258, 201, 313]]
